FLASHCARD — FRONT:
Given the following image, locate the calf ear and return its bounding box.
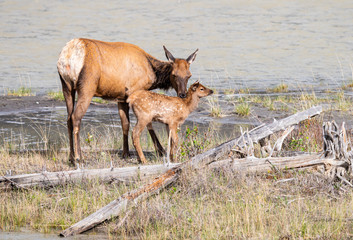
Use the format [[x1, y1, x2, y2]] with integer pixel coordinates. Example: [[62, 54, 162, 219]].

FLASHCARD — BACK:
[[163, 46, 175, 62], [191, 82, 199, 91], [186, 49, 198, 64]]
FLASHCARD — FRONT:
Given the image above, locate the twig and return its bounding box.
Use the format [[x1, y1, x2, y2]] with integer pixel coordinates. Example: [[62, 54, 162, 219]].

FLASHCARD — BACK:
[[268, 126, 294, 158], [274, 178, 295, 184], [113, 210, 131, 230], [336, 174, 353, 188], [265, 159, 279, 172]]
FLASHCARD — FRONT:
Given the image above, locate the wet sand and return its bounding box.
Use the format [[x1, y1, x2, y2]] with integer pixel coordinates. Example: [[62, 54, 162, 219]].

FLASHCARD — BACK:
[[1, 94, 352, 141]]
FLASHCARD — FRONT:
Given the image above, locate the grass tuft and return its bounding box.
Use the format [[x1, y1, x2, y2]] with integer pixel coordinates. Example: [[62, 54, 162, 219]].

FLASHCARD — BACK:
[[6, 87, 34, 96], [207, 96, 223, 117], [47, 90, 65, 101], [92, 97, 108, 104], [235, 102, 251, 116], [268, 83, 288, 93]]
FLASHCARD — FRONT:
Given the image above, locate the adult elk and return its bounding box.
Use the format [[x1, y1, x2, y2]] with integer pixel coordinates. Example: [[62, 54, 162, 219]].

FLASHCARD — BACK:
[[57, 38, 198, 164]]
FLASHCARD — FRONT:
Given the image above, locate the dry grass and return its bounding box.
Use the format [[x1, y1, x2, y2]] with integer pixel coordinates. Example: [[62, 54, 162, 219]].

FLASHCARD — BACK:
[[283, 116, 323, 153], [109, 168, 353, 239], [207, 96, 223, 117], [268, 83, 289, 93], [1, 112, 353, 238]]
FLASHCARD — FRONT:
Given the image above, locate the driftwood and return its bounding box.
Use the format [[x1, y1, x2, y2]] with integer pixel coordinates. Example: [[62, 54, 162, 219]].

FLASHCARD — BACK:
[[322, 121, 353, 179], [59, 105, 322, 237], [190, 106, 322, 168], [211, 120, 353, 180], [0, 163, 180, 190], [209, 153, 324, 172]]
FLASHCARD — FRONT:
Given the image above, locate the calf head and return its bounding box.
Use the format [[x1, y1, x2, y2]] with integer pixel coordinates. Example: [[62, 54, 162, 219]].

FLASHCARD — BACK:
[[190, 81, 214, 98], [163, 46, 198, 98]]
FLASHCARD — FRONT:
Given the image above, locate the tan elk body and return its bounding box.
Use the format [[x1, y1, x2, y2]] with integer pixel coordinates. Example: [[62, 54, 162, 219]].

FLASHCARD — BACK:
[[57, 38, 198, 164], [128, 82, 213, 163]]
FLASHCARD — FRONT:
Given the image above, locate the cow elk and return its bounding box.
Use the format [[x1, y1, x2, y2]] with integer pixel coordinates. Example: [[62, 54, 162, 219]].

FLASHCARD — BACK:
[[128, 81, 213, 163], [57, 38, 198, 164]]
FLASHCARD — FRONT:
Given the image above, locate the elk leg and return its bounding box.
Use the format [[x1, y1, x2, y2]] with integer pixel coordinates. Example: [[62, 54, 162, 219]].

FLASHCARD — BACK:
[[132, 120, 148, 163], [118, 102, 130, 158], [147, 122, 166, 156], [60, 75, 76, 164], [71, 91, 94, 163], [71, 67, 97, 163], [169, 125, 179, 162]]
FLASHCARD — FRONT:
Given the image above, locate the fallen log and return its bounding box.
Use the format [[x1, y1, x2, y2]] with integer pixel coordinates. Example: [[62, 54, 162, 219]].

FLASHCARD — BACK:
[[0, 163, 179, 190], [190, 105, 322, 167], [60, 105, 322, 237], [60, 165, 183, 237], [208, 154, 325, 172]]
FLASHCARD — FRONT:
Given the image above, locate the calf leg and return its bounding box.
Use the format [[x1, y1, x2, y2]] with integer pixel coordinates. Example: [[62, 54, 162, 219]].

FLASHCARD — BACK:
[[118, 102, 130, 158], [132, 120, 148, 163], [169, 125, 179, 162], [147, 123, 166, 156]]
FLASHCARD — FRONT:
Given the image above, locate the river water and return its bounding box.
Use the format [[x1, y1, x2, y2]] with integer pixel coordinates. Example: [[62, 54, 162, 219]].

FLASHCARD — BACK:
[[1, 0, 353, 94]]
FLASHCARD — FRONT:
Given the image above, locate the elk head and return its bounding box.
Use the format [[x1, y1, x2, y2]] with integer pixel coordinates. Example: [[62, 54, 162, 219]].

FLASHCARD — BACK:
[[190, 81, 214, 98], [163, 46, 198, 98]]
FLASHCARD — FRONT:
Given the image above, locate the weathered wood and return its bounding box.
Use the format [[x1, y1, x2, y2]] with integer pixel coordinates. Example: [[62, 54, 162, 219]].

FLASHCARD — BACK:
[[0, 163, 180, 190], [59, 165, 183, 237], [323, 121, 353, 179], [59, 106, 322, 237], [190, 105, 322, 168], [208, 154, 326, 172]]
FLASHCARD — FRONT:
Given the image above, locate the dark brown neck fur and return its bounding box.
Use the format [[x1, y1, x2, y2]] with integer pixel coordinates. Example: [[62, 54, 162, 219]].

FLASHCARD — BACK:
[[147, 55, 173, 90]]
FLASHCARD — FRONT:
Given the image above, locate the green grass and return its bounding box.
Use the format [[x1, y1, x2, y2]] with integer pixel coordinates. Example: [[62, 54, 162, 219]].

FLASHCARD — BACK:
[[47, 90, 65, 101], [235, 102, 251, 116], [92, 97, 108, 104], [6, 86, 34, 96]]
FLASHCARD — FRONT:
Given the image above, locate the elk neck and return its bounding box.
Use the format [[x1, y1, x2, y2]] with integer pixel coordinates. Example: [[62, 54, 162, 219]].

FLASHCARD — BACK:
[[183, 88, 201, 113], [147, 55, 173, 91]]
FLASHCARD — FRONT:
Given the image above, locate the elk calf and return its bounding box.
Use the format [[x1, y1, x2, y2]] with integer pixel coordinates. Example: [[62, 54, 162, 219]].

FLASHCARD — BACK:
[[128, 81, 213, 163]]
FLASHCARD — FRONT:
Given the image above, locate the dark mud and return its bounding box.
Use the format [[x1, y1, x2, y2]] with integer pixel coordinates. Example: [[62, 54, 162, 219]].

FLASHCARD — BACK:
[[0, 94, 352, 150]]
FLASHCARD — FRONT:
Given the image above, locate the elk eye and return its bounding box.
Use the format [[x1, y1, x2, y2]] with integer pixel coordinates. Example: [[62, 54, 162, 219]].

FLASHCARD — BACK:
[[200, 88, 204, 91]]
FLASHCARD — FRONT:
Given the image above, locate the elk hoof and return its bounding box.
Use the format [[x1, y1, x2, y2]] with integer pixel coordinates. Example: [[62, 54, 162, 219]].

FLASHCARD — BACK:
[[69, 159, 76, 167], [156, 149, 166, 157], [121, 151, 130, 158], [139, 158, 147, 164]]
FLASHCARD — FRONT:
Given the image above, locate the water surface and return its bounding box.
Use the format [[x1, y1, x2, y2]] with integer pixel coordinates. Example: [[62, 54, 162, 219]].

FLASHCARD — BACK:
[[1, 0, 352, 94]]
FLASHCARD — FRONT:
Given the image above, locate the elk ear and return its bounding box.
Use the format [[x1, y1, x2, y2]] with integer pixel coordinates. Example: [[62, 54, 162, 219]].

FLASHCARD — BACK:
[[191, 81, 199, 91], [163, 46, 175, 62], [186, 48, 198, 64]]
